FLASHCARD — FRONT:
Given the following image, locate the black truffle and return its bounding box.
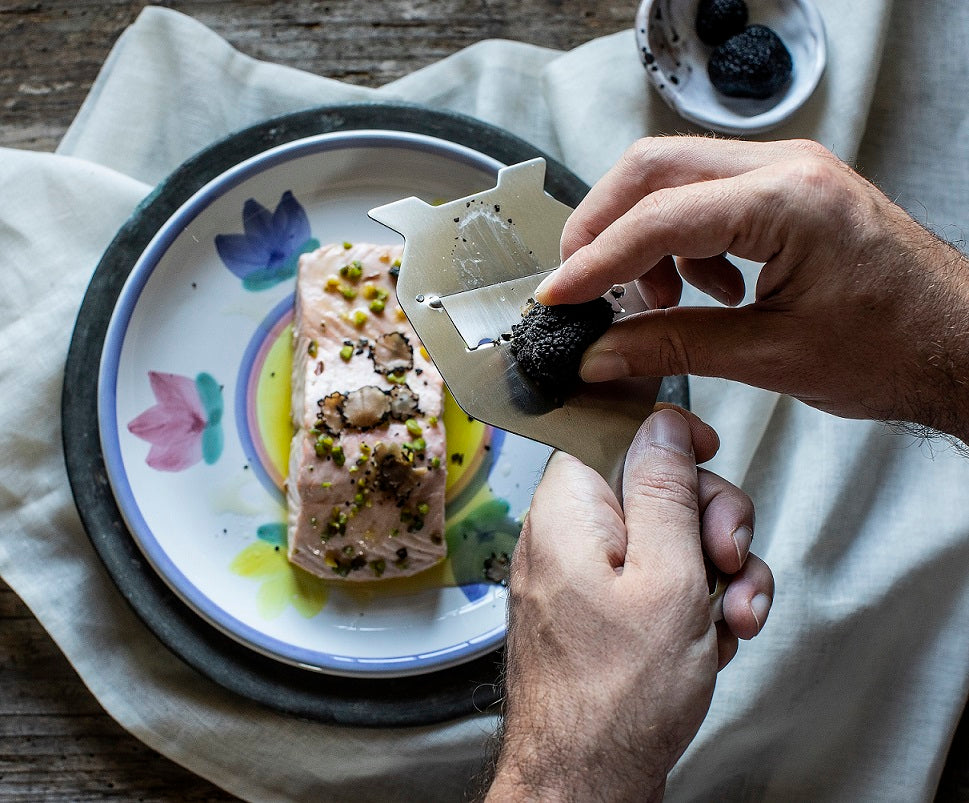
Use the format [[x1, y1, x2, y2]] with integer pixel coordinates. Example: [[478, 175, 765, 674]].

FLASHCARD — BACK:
[[695, 0, 749, 46], [509, 298, 615, 400], [708, 25, 793, 99]]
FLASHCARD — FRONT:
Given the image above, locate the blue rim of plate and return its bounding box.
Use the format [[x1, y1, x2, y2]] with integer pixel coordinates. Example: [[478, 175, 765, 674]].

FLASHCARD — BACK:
[[97, 129, 515, 675]]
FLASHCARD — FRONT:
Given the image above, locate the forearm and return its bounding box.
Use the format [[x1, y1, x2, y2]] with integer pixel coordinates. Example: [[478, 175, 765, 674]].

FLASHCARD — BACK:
[[884, 221, 969, 444]]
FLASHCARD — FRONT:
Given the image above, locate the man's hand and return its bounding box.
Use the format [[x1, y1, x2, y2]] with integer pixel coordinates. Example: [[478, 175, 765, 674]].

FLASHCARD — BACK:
[[536, 137, 969, 443], [486, 408, 773, 802]]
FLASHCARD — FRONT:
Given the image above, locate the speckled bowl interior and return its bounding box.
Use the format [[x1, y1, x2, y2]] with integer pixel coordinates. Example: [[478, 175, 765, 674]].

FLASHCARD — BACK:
[[635, 0, 826, 134]]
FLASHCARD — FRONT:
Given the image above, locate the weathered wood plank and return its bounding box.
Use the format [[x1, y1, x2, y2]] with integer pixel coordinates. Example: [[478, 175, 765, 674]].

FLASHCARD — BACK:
[[0, 0, 631, 151]]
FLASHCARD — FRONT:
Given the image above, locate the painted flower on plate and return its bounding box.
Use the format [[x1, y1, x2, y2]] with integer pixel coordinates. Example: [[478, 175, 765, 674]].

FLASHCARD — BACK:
[[215, 190, 320, 291], [230, 523, 327, 619], [127, 371, 224, 471]]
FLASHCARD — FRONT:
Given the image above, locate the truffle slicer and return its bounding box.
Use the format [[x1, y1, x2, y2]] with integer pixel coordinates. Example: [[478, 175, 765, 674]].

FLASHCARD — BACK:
[[370, 159, 725, 617], [369, 158, 660, 492]]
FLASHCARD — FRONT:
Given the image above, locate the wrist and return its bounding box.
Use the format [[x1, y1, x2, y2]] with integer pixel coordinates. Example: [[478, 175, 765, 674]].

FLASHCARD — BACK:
[[893, 233, 969, 444], [485, 724, 667, 803]]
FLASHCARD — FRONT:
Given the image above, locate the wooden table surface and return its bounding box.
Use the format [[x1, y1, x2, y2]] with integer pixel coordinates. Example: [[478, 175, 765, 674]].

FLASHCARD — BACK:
[[1, 1, 966, 800]]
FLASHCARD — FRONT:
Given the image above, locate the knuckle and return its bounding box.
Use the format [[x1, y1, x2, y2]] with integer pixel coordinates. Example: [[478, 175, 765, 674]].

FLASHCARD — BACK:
[[784, 138, 835, 161], [785, 156, 839, 195], [623, 136, 661, 170], [627, 465, 699, 514], [654, 326, 694, 376], [715, 478, 755, 521]]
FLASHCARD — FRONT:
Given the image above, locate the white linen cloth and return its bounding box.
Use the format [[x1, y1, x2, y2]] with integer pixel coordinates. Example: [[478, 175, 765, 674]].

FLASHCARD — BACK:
[[1, 2, 968, 800]]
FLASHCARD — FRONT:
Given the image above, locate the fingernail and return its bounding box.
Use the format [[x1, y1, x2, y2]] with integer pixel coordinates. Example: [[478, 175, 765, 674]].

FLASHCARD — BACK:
[[749, 592, 771, 632], [732, 525, 752, 566], [534, 268, 559, 303], [580, 348, 629, 383], [646, 408, 693, 455]]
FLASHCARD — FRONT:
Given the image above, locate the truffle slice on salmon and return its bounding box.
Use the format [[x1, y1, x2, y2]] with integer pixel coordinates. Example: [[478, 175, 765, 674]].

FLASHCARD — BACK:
[[287, 243, 447, 580]]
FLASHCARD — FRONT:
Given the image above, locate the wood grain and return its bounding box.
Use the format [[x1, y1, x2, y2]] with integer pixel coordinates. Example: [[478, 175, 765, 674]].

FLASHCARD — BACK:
[[1, 1, 966, 800], [0, 0, 630, 152]]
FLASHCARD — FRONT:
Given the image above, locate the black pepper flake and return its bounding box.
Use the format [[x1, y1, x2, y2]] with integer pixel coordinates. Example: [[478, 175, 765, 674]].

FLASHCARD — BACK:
[[451, 453, 465, 465]]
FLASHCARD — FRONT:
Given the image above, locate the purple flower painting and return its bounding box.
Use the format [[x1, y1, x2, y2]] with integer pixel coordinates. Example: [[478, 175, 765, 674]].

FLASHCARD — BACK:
[[127, 371, 224, 472], [215, 190, 319, 291]]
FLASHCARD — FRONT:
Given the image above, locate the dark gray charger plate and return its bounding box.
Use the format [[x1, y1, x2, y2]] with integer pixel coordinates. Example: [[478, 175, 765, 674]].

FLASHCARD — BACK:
[[62, 101, 688, 727]]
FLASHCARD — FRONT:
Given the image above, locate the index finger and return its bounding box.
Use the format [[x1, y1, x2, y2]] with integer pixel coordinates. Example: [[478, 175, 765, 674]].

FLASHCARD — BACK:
[[540, 167, 791, 306], [560, 137, 813, 263]]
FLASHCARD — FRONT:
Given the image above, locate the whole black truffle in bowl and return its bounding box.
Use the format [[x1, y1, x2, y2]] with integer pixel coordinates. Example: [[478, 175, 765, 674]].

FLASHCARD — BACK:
[[708, 24, 794, 99], [695, 0, 749, 46]]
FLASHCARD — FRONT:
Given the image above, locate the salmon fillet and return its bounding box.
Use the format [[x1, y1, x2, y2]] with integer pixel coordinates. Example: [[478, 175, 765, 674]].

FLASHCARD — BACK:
[[287, 243, 447, 580]]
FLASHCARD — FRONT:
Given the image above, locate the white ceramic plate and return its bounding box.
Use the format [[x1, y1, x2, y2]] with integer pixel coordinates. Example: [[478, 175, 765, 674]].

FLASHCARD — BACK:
[[636, 0, 827, 134], [98, 130, 553, 677]]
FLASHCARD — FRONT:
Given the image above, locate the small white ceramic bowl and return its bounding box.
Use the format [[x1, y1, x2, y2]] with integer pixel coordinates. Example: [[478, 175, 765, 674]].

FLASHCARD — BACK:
[[635, 0, 826, 135]]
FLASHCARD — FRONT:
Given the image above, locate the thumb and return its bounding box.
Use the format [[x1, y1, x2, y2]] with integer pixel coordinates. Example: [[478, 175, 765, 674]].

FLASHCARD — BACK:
[[620, 409, 705, 584], [581, 306, 796, 391]]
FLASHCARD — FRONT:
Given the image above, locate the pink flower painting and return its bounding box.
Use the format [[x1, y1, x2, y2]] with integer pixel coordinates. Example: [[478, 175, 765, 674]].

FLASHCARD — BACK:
[[127, 371, 224, 472]]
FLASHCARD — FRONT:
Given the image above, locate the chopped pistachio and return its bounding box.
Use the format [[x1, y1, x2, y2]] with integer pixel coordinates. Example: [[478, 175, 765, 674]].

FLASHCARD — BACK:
[[339, 344, 354, 361], [405, 418, 423, 437], [339, 260, 364, 281]]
